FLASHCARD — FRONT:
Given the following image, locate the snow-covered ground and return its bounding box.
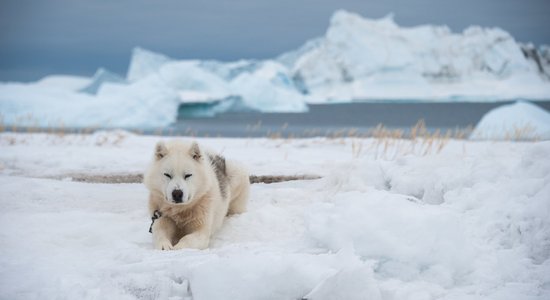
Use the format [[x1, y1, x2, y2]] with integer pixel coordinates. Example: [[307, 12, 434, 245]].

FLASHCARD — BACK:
[[1, 10, 550, 128], [1, 131, 549, 299]]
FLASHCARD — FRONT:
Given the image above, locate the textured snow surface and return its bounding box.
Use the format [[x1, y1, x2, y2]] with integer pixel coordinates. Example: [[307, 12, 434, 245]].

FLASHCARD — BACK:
[[1, 10, 549, 128], [471, 101, 550, 140], [0, 132, 549, 299]]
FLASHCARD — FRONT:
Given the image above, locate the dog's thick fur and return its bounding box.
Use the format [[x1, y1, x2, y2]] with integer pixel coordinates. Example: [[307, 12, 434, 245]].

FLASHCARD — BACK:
[[144, 140, 250, 250]]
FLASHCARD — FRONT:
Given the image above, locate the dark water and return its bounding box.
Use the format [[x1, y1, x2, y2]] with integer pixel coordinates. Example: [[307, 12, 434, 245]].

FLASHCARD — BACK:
[[168, 101, 550, 138]]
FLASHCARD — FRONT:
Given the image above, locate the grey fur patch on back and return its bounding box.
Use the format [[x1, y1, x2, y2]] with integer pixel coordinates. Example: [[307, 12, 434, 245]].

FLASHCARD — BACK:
[[208, 154, 228, 198]]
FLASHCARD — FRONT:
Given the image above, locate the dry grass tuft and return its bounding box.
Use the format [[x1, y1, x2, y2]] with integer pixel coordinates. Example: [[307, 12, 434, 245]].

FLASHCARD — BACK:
[[0, 115, 542, 151], [351, 120, 474, 160]]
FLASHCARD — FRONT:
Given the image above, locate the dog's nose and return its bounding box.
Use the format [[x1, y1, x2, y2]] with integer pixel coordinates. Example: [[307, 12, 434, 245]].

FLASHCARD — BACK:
[[172, 189, 183, 203]]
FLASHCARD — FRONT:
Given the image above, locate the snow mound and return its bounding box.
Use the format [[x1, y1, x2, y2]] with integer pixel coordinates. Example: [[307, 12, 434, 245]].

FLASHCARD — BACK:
[[471, 101, 550, 140], [307, 191, 475, 279]]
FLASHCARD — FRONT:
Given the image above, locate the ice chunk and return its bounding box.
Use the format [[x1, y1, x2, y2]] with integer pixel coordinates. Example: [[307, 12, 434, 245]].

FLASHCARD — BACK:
[[471, 101, 550, 140], [0, 73, 180, 128]]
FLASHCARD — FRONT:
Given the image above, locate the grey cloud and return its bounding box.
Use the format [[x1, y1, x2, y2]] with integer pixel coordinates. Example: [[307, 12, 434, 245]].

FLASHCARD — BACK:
[[1, 0, 549, 81]]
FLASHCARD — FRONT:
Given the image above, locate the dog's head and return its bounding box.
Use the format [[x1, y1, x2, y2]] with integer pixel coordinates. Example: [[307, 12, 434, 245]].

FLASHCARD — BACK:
[[144, 140, 211, 206]]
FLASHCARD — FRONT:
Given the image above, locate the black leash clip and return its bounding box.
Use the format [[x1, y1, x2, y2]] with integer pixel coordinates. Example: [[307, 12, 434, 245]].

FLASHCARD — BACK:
[[149, 210, 162, 233]]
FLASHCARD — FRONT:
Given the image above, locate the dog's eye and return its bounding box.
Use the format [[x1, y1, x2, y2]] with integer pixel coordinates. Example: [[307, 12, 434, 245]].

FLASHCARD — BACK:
[[184, 174, 192, 180], [163, 173, 172, 179]]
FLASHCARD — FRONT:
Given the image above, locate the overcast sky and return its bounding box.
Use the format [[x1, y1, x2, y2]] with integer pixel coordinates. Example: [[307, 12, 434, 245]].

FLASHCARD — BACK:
[[1, 0, 549, 81]]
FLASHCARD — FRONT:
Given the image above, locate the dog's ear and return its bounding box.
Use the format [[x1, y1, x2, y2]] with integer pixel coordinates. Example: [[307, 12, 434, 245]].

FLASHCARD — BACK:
[[190, 142, 202, 161], [155, 141, 168, 160]]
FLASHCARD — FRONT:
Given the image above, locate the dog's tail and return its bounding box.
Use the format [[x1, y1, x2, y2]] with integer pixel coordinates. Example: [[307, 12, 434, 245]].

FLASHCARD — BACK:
[[249, 175, 321, 184]]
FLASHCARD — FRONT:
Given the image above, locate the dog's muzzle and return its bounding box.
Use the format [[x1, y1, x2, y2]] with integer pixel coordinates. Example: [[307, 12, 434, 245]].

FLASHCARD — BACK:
[[172, 189, 183, 203]]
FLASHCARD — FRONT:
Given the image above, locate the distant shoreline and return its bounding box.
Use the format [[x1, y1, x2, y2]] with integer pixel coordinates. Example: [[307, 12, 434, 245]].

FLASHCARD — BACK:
[[170, 101, 550, 138], [4, 101, 550, 138]]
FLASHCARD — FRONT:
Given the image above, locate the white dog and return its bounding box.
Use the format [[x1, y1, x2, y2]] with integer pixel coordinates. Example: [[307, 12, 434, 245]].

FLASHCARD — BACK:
[[144, 140, 250, 250]]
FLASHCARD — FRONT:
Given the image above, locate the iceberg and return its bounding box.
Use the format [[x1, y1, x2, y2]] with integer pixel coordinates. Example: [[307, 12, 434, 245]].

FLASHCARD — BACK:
[[1, 10, 549, 129], [287, 10, 550, 101], [471, 101, 550, 140], [0, 75, 181, 128]]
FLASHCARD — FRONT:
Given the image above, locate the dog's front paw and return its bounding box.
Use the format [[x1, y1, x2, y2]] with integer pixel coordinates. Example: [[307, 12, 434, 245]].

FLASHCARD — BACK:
[[154, 238, 173, 251], [171, 240, 188, 250], [172, 236, 209, 250]]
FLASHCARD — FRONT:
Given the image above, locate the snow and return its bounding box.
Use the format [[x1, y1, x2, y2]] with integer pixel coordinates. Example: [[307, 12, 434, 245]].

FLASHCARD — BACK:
[[0, 132, 549, 299], [1, 10, 549, 128], [471, 101, 550, 140]]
